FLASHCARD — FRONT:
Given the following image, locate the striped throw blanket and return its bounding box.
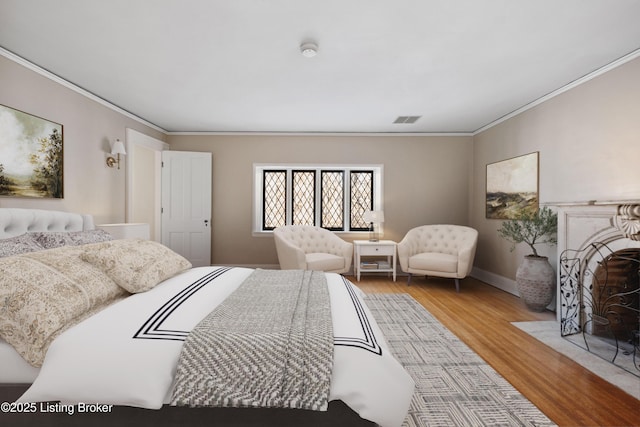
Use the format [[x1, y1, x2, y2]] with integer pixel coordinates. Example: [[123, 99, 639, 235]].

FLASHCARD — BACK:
[[170, 269, 334, 411]]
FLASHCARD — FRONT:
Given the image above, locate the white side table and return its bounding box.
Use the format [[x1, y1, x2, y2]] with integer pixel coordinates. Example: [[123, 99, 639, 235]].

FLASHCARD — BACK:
[[354, 240, 397, 282]]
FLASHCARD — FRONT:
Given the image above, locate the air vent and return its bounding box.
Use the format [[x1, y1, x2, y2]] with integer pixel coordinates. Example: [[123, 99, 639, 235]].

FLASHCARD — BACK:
[[393, 116, 421, 124]]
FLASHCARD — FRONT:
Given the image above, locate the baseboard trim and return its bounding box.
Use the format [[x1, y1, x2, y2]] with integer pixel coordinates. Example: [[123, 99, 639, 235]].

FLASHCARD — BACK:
[[471, 267, 518, 296], [471, 267, 556, 312]]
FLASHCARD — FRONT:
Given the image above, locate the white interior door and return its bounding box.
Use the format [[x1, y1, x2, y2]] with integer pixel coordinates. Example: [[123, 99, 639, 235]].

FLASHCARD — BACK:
[[161, 151, 212, 267]]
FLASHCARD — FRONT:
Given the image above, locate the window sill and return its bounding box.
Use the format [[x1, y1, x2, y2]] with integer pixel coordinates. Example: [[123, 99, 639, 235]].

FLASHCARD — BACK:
[[252, 230, 376, 239]]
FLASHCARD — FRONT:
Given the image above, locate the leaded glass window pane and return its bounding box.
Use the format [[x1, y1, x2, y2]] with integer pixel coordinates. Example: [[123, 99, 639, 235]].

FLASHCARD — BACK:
[[263, 170, 286, 229], [292, 170, 315, 225], [350, 171, 373, 230], [321, 171, 344, 229]]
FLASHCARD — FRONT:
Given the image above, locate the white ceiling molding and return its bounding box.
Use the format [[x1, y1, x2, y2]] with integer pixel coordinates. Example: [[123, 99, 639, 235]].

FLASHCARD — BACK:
[[3, 34, 636, 138], [0, 47, 167, 134], [165, 131, 474, 137], [5, 37, 637, 137], [0, 44, 467, 137], [2, 25, 639, 137], [3, 2, 639, 134], [473, 48, 640, 135]]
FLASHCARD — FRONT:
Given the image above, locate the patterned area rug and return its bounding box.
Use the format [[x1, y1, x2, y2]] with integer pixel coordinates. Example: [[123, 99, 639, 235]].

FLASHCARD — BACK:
[[365, 293, 557, 427]]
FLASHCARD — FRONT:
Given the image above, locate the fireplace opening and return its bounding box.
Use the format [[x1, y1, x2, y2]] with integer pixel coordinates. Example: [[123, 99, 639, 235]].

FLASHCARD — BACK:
[[560, 243, 640, 377], [590, 249, 640, 353]]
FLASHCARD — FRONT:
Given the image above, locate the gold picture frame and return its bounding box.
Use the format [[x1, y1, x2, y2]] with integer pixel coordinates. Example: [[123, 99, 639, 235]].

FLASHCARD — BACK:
[[486, 152, 538, 219], [0, 104, 63, 198]]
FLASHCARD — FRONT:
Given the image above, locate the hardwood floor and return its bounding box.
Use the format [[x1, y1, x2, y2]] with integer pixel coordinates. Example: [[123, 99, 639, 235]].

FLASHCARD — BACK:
[[348, 274, 640, 427]]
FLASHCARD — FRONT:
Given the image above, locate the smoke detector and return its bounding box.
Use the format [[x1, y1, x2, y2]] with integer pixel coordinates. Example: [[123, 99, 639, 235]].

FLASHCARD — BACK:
[[300, 42, 318, 58]]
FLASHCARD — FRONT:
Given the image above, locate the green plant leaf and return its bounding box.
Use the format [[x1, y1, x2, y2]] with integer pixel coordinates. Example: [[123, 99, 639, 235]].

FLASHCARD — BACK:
[[497, 207, 557, 257]]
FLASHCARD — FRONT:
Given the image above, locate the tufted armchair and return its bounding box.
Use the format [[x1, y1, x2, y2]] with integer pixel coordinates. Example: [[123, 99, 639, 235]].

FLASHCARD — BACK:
[[397, 224, 478, 292], [273, 225, 353, 274]]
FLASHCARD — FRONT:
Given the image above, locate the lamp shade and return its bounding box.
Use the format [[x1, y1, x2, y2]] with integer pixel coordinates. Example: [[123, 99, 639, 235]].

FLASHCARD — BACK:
[[363, 210, 384, 223], [111, 139, 126, 155]]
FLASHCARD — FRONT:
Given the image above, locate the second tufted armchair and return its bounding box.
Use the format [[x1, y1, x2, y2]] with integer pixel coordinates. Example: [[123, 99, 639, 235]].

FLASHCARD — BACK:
[[273, 225, 353, 274], [397, 224, 478, 292]]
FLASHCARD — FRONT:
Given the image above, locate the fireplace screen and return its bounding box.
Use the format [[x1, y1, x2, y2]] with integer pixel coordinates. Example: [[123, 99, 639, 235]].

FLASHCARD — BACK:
[[560, 243, 640, 377]]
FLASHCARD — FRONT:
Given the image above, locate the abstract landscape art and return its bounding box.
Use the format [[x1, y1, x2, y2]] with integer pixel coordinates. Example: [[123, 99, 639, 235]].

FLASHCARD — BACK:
[[0, 105, 63, 198], [486, 152, 538, 219]]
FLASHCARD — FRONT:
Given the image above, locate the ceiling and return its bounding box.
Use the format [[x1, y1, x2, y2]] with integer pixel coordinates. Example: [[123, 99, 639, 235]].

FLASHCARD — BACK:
[[1, 0, 639, 134]]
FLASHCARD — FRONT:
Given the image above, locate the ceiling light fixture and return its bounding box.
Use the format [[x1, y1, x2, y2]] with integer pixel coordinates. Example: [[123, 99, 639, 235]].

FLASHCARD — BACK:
[[300, 42, 318, 58]]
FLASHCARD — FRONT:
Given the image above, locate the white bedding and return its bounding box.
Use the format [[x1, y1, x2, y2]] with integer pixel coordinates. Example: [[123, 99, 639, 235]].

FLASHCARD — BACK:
[[0, 208, 95, 383], [0, 339, 39, 383], [18, 266, 414, 427]]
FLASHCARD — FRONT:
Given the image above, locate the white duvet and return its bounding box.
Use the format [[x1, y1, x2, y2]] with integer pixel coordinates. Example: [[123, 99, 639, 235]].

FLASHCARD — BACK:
[[18, 266, 414, 427]]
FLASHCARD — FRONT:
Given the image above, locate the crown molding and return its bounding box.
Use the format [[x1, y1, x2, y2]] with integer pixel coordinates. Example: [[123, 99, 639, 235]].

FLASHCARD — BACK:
[[166, 131, 473, 137], [4, 44, 637, 137], [473, 48, 640, 135], [0, 46, 471, 137], [0, 46, 167, 134]]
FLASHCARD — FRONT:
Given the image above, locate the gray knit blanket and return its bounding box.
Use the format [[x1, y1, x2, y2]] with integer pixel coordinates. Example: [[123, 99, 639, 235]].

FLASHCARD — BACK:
[[170, 269, 334, 411]]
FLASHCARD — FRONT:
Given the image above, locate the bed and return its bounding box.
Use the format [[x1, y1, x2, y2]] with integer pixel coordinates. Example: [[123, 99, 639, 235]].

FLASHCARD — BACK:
[[0, 208, 414, 427]]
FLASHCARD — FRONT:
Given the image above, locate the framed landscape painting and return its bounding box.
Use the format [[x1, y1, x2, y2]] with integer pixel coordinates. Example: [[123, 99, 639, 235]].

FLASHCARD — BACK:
[[0, 105, 63, 198], [486, 152, 538, 219]]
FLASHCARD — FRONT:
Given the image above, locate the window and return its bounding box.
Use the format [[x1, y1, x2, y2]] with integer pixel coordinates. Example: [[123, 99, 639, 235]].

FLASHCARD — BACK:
[[350, 171, 373, 230], [292, 170, 315, 225], [263, 170, 287, 230], [321, 171, 344, 230], [254, 164, 383, 233]]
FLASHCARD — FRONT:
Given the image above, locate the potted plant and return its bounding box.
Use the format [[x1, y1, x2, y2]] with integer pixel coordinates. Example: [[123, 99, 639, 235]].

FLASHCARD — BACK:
[[497, 206, 558, 311]]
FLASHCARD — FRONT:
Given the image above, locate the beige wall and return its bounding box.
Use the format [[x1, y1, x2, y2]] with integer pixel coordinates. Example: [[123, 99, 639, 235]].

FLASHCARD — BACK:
[[471, 57, 640, 283], [0, 54, 166, 224], [167, 134, 473, 266]]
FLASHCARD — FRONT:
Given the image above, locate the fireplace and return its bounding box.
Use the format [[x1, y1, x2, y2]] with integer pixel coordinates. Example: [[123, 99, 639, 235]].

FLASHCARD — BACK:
[[557, 203, 640, 377]]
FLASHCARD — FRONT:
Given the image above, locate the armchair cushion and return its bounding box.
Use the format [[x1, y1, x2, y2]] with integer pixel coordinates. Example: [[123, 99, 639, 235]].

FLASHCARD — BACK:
[[273, 225, 353, 274], [409, 252, 457, 273], [306, 253, 346, 272]]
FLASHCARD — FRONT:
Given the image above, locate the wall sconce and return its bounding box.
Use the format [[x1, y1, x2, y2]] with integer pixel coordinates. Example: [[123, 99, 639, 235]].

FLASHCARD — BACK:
[[106, 138, 126, 169], [363, 210, 385, 242]]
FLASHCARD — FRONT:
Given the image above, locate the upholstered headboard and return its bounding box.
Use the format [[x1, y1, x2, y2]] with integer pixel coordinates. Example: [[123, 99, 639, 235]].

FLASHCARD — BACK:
[[0, 208, 95, 239]]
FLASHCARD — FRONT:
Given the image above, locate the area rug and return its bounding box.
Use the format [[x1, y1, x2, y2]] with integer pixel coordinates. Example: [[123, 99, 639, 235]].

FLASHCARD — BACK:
[[512, 320, 639, 400], [365, 293, 556, 427]]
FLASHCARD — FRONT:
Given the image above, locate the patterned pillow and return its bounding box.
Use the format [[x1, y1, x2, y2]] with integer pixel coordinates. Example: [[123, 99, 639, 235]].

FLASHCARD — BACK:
[[68, 229, 113, 245], [81, 239, 192, 293], [0, 246, 127, 366], [30, 229, 113, 249], [29, 232, 75, 249], [0, 234, 45, 257]]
